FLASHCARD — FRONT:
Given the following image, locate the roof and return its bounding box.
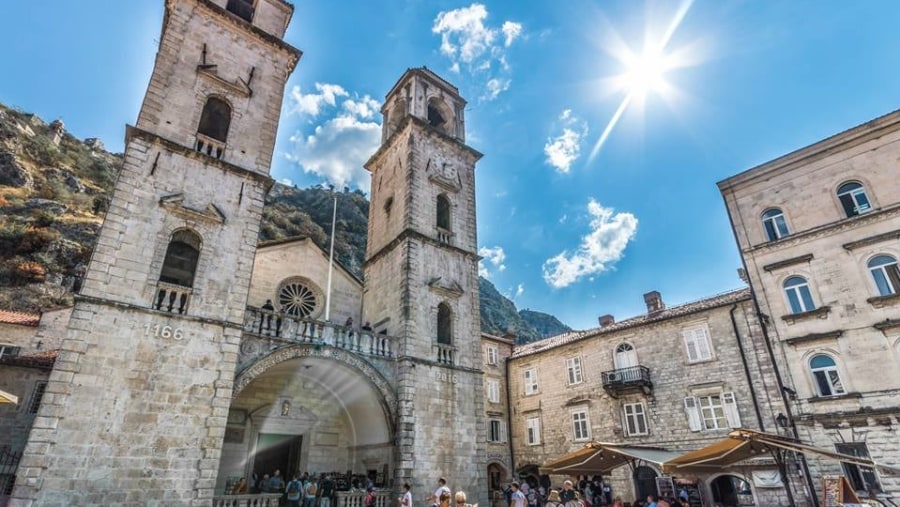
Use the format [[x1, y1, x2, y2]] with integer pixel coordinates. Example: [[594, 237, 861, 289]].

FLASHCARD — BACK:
[[541, 442, 687, 475], [512, 287, 750, 359], [0, 309, 41, 327], [257, 235, 363, 286]]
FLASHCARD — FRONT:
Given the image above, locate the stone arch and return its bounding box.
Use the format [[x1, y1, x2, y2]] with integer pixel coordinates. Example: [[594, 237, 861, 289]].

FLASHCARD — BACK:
[[427, 96, 455, 137], [708, 472, 754, 506], [233, 343, 397, 433]]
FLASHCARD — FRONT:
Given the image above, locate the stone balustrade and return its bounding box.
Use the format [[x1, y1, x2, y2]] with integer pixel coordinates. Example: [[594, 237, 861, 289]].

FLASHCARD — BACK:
[[336, 490, 393, 507], [435, 343, 455, 365], [196, 132, 226, 160], [243, 307, 395, 358], [212, 493, 282, 507], [153, 281, 192, 314]]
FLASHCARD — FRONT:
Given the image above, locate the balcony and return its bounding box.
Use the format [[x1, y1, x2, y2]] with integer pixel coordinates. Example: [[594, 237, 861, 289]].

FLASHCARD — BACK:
[[153, 281, 192, 314], [601, 365, 652, 398], [195, 132, 226, 160], [243, 306, 395, 358], [435, 343, 456, 365]]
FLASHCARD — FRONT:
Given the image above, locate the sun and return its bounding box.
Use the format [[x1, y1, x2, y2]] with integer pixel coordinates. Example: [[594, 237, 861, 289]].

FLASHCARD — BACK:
[[587, 0, 700, 162], [621, 48, 670, 97]]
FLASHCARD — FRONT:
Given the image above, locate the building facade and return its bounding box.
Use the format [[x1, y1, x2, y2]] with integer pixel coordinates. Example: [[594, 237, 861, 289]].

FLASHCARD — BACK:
[[507, 290, 799, 506], [720, 109, 900, 504]]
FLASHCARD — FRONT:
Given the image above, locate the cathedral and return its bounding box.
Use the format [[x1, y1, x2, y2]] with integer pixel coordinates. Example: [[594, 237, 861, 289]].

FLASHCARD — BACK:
[[2, 0, 489, 504]]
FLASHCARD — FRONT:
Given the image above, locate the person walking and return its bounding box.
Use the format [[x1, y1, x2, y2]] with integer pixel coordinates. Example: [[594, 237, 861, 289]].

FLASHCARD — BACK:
[[321, 474, 336, 507], [560, 481, 576, 504], [428, 478, 451, 507], [544, 490, 564, 507], [510, 483, 526, 507], [399, 483, 413, 507], [286, 474, 304, 507]]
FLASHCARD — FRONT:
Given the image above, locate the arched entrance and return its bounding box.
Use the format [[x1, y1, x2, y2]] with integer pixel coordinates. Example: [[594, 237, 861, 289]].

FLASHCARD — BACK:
[[487, 463, 508, 507], [633, 466, 658, 501], [216, 346, 396, 495], [710, 474, 754, 507]]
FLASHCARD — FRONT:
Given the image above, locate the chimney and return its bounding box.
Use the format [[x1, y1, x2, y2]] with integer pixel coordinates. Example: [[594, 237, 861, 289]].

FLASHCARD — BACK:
[[598, 314, 615, 327], [643, 291, 665, 313]]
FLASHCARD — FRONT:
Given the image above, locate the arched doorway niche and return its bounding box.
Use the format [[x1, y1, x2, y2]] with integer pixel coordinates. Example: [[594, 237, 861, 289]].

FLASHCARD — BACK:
[[216, 349, 396, 494], [633, 465, 659, 502], [709, 473, 755, 507]]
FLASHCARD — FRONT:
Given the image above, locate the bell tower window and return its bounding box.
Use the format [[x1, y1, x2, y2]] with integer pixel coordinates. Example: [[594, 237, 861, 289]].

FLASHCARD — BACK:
[[426, 97, 454, 137], [437, 194, 451, 230], [196, 96, 232, 159], [155, 229, 201, 314], [437, 302, 452, 345], [226, 0, 255, 22]]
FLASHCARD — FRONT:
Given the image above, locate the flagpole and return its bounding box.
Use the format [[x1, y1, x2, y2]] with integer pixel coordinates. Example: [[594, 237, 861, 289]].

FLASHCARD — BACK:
[[324, 193, 337, 322]]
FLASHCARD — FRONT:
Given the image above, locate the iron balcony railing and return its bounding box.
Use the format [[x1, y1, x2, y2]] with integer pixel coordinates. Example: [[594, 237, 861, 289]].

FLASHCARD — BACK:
[[601, 365, 652, 392]]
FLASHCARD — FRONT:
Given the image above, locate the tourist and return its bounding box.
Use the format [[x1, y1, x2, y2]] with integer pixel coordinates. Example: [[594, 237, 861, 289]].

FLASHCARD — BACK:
[[611, 497, 624, 507], [232, 477, 248, 495], [366, 487, 378, 507], [560, 481, 576, 504], [454, 490, 477, 507], [269, 470, 285, 494], [602, 484, 612, 506], [286, 474, 304, 507], [260, 474, 271, 493], [544, 490, 563, 507], [428, 478, 451, 507], [399, 483, 413, 507], [645, 495, 657, 507], [304, 475, 319, 507], [261, 299, 275, 332], [321, 474, 336, 507], [510, 482, 526, 507], [656, 497, 670, 507]]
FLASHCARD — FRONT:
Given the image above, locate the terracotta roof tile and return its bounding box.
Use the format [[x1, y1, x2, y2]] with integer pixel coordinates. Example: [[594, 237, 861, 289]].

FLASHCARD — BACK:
[[0, 309, 41, 327], [512, 287, 751, 359], [0, 349, 58, 369]]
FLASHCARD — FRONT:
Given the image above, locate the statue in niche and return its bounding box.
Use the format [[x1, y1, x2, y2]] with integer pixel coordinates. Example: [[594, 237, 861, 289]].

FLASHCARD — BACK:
[[281, 400, 291, 416]]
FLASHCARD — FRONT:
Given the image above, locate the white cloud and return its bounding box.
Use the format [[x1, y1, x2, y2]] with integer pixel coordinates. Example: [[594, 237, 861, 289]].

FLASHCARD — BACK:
[[280, 178, 294, 187], [483, 78, 511, 101], [478, 246, 506, 278], [542, 199, 638, 289], [285, 84, 382, 190], [432, 3, 522, 101], [514, 283, 524, 298], [544, 109, 588, 173], [289, 83, 348, 117], [502, 21, 522, 47]]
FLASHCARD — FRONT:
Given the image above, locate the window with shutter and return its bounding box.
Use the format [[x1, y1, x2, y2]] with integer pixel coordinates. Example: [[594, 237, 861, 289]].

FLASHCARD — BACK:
[[683, 396, 702, 431], [683, 326, 713, 363], [526, 417, 541, 445], [623, 403, 648, 436], [487, 380, 500, 404], [572, 410, 590, 441], [698, 394, 728, 430], [486, 346, 498, 365], [722, 391, 742, 428], [566, 357, 583, 385], [524, 368, 538, 395]]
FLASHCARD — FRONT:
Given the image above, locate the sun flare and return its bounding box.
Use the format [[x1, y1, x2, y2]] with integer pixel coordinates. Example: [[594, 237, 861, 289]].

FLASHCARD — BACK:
[[621, 48, 670, 97]]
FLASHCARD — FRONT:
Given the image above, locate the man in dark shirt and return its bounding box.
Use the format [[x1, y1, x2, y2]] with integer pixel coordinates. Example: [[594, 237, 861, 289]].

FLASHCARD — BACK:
[[320, 474, 336, 507], [560, 480, 576, 504]]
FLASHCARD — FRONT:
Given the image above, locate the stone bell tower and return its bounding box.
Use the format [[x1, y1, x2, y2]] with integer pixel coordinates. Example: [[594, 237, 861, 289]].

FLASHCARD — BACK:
[[13, 0, 300, 504], [363, 68, 488, 505]]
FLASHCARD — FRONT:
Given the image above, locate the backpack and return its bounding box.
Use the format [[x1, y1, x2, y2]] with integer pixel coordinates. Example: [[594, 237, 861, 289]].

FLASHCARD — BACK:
[[307, 483, 318, 495], [287, 481, 301, 495]]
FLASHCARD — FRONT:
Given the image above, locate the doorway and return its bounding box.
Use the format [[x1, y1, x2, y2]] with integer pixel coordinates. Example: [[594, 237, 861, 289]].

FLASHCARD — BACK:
[[254, 433, 302, 481], [615, 344, 637, 370], [710, 475, 753, 507], [633, 466, 658, 501]]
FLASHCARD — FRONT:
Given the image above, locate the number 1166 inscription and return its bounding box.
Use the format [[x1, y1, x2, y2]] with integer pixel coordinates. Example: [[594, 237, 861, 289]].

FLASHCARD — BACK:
[[143, 323, 185, 340]]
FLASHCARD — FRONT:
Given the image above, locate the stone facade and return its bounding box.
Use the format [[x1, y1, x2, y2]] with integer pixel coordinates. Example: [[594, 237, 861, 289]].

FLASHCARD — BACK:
[[507, 290, 800, 506], [364, 68, 488, 507], [10, 0, 300, 504], [720, 109, 900, 504], [482, 333, 515, 507]]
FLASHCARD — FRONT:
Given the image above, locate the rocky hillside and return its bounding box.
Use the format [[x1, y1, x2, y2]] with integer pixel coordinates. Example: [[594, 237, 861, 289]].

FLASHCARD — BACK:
[[0, 102, 570, 342]]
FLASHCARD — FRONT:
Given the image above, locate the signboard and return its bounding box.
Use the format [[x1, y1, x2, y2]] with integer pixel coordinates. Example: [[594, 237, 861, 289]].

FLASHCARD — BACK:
[[656, 477, 675, 500], [822, 476, 860, 507]]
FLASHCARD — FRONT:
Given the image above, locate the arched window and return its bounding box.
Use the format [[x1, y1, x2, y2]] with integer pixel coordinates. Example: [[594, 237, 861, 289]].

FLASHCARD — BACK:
[[159, 230, 201, 288], [437, 302, 452, 345], [198, 97, 232, 142], [809, 354, 845, 397], [868, 255, 900, 296], [783, 276, 815, 314], [614, 343, 637, 370], [837, 182, 871, 217], [761, 208, 789, 241], [436, 194, 451, 230], [427, 97, 453, 136], [226, 0, 254, 22]]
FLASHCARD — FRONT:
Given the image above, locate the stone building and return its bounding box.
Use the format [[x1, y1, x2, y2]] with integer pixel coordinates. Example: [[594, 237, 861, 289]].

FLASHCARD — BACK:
[[507, 289, 801, 506], [481, 333, 516, 507], [6, 0, 492, 503], [720, 109, 900, 504]]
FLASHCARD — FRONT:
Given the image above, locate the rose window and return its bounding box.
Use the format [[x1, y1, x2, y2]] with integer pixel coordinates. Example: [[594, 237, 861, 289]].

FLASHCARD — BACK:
[[277, 280, 319, 318]]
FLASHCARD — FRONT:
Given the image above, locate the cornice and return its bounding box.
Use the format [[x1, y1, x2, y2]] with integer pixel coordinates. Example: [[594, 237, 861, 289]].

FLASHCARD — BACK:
[[843, 228, 900, 251], [784, 330, 843, 346], [763, 254, 814, 272]]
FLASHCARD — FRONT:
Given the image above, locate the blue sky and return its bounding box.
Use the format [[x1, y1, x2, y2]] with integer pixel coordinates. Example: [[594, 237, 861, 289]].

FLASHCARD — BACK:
[[4, 1, 900, 331]]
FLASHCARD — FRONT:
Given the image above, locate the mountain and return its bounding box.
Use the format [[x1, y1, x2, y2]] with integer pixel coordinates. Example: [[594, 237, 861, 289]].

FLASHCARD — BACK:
[[0, 102, 570, 341]]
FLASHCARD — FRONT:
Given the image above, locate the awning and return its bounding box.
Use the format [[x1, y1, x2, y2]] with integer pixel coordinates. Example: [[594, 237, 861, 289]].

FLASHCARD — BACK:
[[541, 442, 686, 475], [666, 429, 900, 476], [0, 389, 18, 405]]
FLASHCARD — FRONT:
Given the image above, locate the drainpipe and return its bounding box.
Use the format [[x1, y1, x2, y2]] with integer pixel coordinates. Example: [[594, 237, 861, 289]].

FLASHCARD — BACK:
[[721, 187, 819, 507], [730, 303, 765, 431], [505, 349, 516, 483]]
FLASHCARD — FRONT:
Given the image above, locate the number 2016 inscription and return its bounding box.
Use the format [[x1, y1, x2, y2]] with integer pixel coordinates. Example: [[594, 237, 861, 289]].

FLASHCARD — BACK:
[[143, 323, 185, 340]]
